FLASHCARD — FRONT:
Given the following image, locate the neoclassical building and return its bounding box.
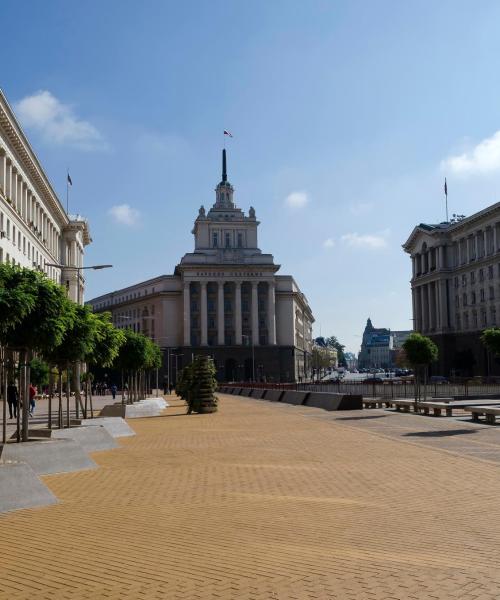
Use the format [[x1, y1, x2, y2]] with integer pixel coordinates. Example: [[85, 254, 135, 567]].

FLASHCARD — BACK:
[[88, 150, 314, 382], [0, 89, 91, 304], [403, 203, 500, 375]]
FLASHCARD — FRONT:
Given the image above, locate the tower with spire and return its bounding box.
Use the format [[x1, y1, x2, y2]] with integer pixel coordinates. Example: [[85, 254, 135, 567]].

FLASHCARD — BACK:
[[181, 149, 275, 266]]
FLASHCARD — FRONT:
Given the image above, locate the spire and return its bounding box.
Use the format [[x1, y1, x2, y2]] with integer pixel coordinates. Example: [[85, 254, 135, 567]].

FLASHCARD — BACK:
[[222, 148, 227, 182]]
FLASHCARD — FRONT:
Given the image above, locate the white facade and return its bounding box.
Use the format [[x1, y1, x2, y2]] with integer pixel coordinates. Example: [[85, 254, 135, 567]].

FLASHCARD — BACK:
[[88, 150, 314, 381], [0, 90, 91, 302], [403, 204, 500, 336]]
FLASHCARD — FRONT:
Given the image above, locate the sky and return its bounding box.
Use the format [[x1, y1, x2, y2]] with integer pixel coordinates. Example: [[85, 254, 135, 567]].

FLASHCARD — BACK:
[[3, 0, 500, 353]]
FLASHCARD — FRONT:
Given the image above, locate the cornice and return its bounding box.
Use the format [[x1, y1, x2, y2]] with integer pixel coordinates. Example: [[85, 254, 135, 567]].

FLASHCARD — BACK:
[[0, 89, 68, 224]]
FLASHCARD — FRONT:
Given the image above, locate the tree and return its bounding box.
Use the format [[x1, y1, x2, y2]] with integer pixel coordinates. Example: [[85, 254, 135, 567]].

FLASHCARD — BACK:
[[189, 355, 218, 414], [2, 267, 74, 440], [481, 328, 500, 355], [402, 333, 438, 407], [29, 357, 49, 388]]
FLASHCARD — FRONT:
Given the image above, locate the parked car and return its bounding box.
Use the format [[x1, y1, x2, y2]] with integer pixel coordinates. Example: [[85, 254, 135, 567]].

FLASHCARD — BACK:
[[364, 376, 384, 384], [429, 375, 449, 384]]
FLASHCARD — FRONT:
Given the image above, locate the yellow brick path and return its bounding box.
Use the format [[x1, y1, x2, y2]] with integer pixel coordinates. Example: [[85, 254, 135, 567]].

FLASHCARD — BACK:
[[2, 395, 500, 599]]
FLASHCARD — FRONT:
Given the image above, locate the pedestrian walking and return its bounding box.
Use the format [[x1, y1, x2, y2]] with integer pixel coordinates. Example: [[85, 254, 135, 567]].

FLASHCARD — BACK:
[[111, 384, 117, 400], [29, 383, 37, 417], [7, 381, 18, 419]]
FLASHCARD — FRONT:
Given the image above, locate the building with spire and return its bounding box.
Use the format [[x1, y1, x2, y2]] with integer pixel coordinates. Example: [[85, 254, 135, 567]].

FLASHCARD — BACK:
[[357, 318, 411, 370], [88, 150, 314, 383]]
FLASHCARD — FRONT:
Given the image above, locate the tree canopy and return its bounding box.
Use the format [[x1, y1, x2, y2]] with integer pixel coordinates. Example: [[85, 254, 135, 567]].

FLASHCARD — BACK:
[[481, 328, 500, 356], [402, 333, 438, 367]]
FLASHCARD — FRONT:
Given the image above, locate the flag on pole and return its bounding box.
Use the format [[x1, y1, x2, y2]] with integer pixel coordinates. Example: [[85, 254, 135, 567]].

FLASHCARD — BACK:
[[223, 130, 233, 137], [67, 173, 73, 186], [444, 177, 447, 196]]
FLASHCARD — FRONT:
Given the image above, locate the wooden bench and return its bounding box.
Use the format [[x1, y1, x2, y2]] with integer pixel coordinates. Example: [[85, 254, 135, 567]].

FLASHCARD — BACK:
[[464, 405, 500, 424]]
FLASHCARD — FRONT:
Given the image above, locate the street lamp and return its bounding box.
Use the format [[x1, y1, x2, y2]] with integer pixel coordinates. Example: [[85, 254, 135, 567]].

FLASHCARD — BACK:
[[46, 263, 113, 305], [242, 334, 255, 382]]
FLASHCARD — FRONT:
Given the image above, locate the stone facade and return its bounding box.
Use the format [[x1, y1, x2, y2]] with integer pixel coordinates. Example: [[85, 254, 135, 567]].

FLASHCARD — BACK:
[[403, 203, 500, 375], [0, 89, 90, 303], [358, 318, 411, 369], [88, 150, 314, 382]]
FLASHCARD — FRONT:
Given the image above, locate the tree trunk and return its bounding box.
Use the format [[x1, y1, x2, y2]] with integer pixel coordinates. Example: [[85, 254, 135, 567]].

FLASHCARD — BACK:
[[1, 346, 5, 445], [58, 370, 63, 429], [48, 367, 54, 430], [20, 349, 31, 442], [66, 364, 71, 428]]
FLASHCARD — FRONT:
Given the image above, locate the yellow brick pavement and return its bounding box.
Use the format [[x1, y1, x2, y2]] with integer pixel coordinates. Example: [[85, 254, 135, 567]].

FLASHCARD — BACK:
[[2, 395, 500, 599]]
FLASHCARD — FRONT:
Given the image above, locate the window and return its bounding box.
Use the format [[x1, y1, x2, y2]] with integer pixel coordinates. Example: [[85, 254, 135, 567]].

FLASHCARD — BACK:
[[471, 271, 475, 284], [456, 314, 461, 329], [471, 291, 476, 304], [12, 225, 16, 245], [242, 299, 249, 312], [224, 299, 232, 311], [237, 232, 243, 248], [454, 277, 459, 288], [212, 232, 218, 248], [491, 306, 497, 325], [480, 288, 485, 302], [208, 299, 215, 312], [462, 274, 467, 287], [473, 311, 478, 328], [482, 309, 487, 327], [463, 293, 467, 306], [479, 268, 484, 282], [455, 295, 460, 308], [208, 317, 216, 329], [490, 286, 495, 300], [489, 265, 494, 279], [225, 232, 231, 248]]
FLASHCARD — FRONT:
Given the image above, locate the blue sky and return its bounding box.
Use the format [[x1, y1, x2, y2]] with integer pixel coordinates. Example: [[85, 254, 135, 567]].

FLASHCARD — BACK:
[[3, 0, 500, 352]]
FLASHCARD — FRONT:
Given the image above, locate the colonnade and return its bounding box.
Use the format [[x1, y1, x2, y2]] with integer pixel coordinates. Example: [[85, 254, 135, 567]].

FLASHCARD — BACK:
[[183, 279, 276, 347]]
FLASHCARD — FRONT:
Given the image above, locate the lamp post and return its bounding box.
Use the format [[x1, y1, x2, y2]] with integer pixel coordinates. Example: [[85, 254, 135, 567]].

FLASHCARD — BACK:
[[45, 263, 113, 305], [242, 335, 255, 382]]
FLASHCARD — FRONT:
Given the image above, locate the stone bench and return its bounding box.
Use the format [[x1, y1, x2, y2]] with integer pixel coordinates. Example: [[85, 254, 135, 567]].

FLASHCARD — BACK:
[[363, 399, 393, 409], [464, 405, 500, 424], [419, 402, 455, 417], [393, 399, 420, 413]]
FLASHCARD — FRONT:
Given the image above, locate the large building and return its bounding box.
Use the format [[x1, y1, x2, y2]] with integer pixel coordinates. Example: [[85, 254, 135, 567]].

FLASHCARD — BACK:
[[403, 203, 500, 375], [357, 318, 411, 369], [0, 89, 91, 303], [88, 150, 314, 382]]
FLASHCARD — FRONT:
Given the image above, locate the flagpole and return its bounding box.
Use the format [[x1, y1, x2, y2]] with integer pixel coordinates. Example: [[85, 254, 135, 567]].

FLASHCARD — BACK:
[[66, 168, 69, 214], [444, 177, 449, 222]]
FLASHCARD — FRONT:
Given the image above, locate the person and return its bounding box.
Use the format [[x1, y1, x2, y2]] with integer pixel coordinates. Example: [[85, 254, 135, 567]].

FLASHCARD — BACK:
[[169, 383, 174, 395], [7, 381, 18, 420], [111, 383, 117, 400], [29, 383, 37, 417]]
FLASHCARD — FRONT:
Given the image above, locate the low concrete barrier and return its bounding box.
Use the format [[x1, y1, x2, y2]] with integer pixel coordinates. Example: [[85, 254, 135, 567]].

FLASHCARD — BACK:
[[239, 388, 253, 397], [281, 391, 309, 405], [100, 402, 161, 418], [78, 417, 135, 438], [250, 388, 266, 399], [52, 425, 118, 453], [1, 439, 96, 475], [306, 392, 363, 411], [0, 462, 57, 513], [263, 389, 284, 402]]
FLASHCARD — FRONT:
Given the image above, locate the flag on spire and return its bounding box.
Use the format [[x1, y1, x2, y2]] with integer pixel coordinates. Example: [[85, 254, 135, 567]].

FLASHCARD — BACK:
[[67, 173, 73, 186], [444, 177, 447, 196], [223, 130, 233, 137]]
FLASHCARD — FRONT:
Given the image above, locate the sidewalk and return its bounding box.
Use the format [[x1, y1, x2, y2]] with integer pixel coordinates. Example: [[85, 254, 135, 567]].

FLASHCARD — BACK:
[[1, 394, 500, 599]]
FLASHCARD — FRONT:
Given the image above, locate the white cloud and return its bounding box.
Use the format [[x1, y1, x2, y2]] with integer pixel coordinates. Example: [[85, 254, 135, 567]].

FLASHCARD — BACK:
[[323, 237, 335, 248], [108, 204, 140, 226], [15, 90, 105, 150], [341, 232, 388, 249], [284, 191, 309, 209], [441, 130, 500, 175]]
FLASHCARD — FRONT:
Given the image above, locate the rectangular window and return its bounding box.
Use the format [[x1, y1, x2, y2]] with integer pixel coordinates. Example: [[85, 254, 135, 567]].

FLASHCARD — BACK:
[[224, 300, 232, 311], [212, 232, 218, 248], [490, 286, 495, 300], [225, 232, 231, 248], [479, 268, 484, 282], [489, 265, 494, 279], [237, 233, 243, 248], [471, 291, 476, 305], [480, 288, 485, 302], [462, 274, 467, 287], [471, 271, 475, 284], [454, 277, 459, 288]]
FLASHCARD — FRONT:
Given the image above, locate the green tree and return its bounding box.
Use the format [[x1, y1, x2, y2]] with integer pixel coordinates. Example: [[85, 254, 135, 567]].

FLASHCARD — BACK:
[[402, 333, 438, 407], [188, 355, 218, 414], [29, 357, 49, 388]]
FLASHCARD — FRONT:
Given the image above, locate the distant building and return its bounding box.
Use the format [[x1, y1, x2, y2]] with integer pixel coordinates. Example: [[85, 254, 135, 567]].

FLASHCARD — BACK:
[[88, 150, 314, 382], [357, 318, 412, 369], [403, 203, 500, 376], [344, 352, 358, 370]]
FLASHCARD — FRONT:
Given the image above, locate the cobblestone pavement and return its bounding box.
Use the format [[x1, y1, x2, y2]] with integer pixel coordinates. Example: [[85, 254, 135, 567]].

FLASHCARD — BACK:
[[2, 395, 500, 599]]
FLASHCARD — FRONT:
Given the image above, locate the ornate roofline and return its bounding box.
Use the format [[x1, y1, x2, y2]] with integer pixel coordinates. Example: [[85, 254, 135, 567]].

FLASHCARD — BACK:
[[0, 89, 68, 224]]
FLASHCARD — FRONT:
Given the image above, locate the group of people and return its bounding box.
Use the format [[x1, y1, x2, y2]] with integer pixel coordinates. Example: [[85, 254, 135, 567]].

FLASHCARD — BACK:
[[6, 382, 38, 419]]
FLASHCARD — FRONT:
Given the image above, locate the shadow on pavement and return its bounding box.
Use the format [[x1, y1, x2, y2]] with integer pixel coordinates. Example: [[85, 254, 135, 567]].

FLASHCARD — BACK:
[[404, 429, 478, 438], [336, 415, 388, 421]]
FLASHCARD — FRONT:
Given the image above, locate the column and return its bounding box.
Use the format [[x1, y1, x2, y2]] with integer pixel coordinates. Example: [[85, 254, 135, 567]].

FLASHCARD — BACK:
[[474, 233, 479, 260], [494, 224, 498, 253], [0, 152, 5, 193], [235, 281, 242, 345], [217, 281, 224, 345], [422, 284, 429, 332], [412, 256, 416, 278], [439, 279, 448, 331], [183, 283, 190, 346], [430, 282, 437, 330], [268, 281, 276, 345], [438, 245, 445, 270], [412, 287, 418, 331], [200, 281, 208, 346], [251, 281, 259, 346]]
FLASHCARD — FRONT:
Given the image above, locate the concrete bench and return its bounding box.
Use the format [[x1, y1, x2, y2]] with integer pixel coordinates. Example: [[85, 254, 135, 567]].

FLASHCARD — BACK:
[[419, 402, 455, 417], [363, 399, 393, 409], [464, 405, 500, 424], [393, 399, 420, 413]]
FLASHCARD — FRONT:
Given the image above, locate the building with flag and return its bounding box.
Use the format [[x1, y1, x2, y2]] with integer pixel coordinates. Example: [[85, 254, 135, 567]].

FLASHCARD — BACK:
[[0, 89, 91, 304], [88, 149, 314, 383], [403, 203, 500, 376]]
